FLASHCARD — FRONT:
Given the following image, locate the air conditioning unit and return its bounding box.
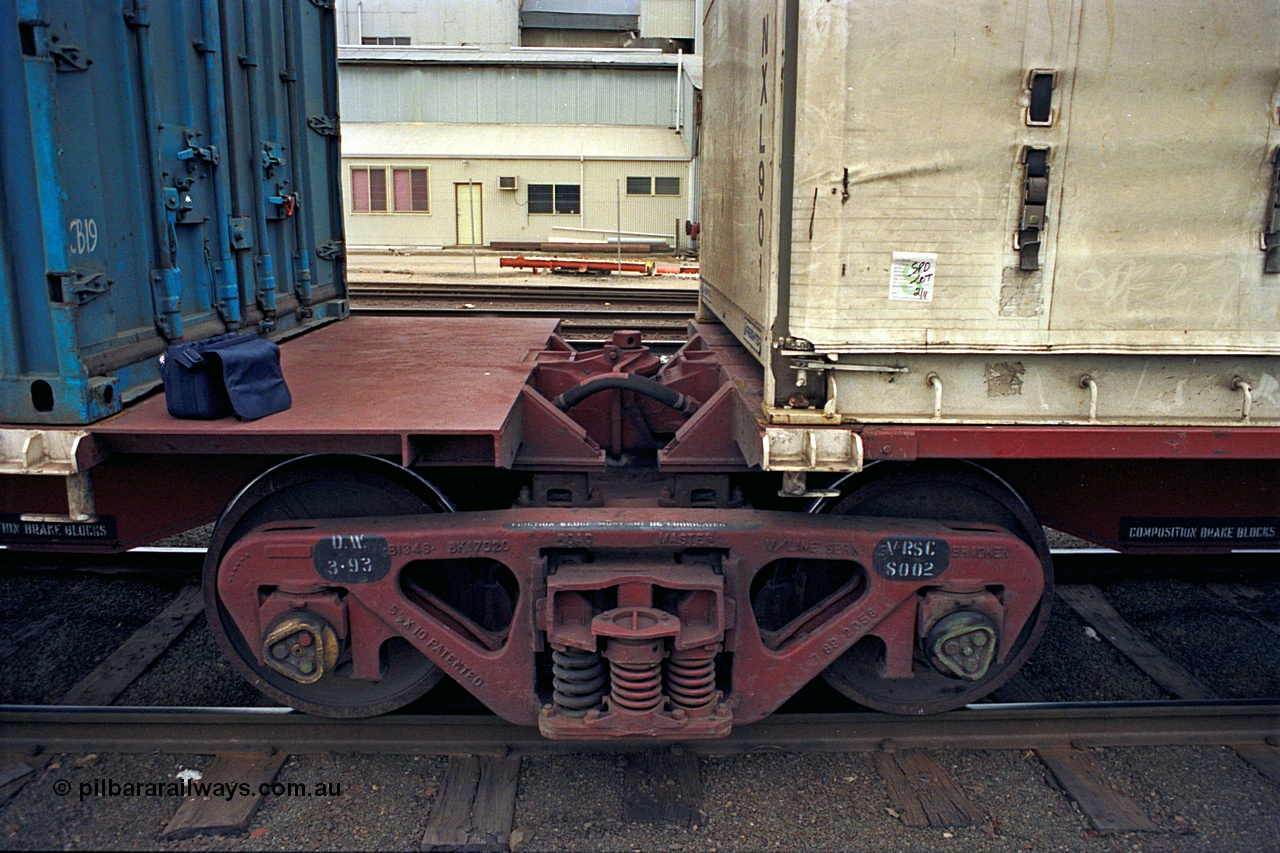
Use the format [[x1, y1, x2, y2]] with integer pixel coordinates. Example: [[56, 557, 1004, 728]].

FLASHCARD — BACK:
[[498, 176, 518, 191]]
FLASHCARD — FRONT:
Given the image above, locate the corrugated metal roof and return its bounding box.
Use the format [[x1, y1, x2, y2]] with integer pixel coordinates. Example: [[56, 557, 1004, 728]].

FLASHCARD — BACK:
[[342, 122, 691, 161]]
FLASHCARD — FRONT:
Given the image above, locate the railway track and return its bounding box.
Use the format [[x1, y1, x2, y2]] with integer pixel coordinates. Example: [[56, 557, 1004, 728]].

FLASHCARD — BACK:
[[350, 304, 693, 338], [346, 279, 698, 338], [2, 700, 1277, 756]]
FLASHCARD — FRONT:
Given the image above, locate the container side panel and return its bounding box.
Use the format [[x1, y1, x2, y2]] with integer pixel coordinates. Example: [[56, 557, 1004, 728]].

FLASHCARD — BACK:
[[699, 0, 782, 362], [775, 0, 1280, 355], [1047, 2, 1280, 350]]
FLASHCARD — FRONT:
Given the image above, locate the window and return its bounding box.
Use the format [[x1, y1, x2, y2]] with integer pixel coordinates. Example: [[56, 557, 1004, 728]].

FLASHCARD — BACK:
[[626, 176, 680, 196], [527, 183, 581, 215], [393, 168, 429, 212], [362, 36, 411, 45], [352, 167, 428, 214], [654, 177, 680, 196]]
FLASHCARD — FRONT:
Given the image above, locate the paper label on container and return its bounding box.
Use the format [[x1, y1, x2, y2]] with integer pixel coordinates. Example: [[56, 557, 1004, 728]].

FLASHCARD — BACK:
[[888, 252, 937, 301]]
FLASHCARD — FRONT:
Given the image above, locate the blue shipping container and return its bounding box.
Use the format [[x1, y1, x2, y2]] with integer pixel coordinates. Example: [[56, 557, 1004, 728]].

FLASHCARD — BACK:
[[0, 0, 347, 424]]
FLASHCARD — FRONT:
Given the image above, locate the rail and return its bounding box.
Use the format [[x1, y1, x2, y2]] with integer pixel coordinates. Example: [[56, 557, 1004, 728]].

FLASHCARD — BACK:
[[1, 700, 1277, 756]]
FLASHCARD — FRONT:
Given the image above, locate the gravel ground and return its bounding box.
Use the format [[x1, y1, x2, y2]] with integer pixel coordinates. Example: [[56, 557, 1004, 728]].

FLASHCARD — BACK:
[[0, 568, 183, 705], [7, 744, 1272, 852], [1100, 579, 1280, 699], [1017, 601, 1171, 703], [113, 619, 261, 709]]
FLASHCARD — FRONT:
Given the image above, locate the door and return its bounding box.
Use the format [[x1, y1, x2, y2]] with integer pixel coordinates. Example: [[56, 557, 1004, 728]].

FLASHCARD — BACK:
[[455, 182, 484, 246]]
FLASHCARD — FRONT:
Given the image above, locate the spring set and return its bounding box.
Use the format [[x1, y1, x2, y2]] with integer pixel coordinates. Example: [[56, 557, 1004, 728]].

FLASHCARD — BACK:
[[609, 646, 664, 711], [665, 646, 717, 710], [551, 647, 607, 716]]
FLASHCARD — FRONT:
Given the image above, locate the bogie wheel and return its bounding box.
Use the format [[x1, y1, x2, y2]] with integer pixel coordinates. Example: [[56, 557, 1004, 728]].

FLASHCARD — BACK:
[[812, 462, 1053, 714], [204, 455, 452, 718]]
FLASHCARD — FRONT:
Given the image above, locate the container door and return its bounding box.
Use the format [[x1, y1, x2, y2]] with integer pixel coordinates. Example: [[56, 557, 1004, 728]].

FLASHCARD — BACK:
[[455, 183, 484, 247]]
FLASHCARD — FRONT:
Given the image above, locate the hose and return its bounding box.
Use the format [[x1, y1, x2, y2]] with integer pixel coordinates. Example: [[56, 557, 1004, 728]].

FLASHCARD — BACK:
[[552, 374, 700, 416]]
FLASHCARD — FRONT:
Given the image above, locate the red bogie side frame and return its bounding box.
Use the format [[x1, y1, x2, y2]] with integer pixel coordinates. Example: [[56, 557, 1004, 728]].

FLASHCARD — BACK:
[[217, 507, 1044, 737]]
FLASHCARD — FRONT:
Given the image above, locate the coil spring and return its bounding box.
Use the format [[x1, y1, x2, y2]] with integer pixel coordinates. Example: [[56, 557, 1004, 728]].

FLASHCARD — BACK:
[[610, 658, 663, 712], [665, 647, 717, 710], [551, 648, 606, 716]]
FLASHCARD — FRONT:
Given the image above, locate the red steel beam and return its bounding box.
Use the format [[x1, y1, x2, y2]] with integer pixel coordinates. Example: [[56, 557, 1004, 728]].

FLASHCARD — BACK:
[[861, 425, 1280, 461], [499, 256, 653, 274]]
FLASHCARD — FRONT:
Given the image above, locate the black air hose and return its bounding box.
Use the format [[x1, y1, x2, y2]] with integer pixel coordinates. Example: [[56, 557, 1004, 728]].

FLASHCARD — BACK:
[[552, 374, 700, 416]]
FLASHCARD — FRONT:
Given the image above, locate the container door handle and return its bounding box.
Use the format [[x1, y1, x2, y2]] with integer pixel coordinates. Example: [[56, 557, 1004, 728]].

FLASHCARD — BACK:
[[1016, 147, 1050, 271], [1263, 148, 1280, 273]]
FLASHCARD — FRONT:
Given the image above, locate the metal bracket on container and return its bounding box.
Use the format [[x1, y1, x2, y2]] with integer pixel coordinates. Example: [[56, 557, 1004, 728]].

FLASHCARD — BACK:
[[0, 428, 89, 476], [762, 426, 863, 473], [307, 115, 339, 137], [47, 270, 113, 305], [1232, 376, 1254, 422], [122, 5, 150, 28], [308, 0, 336, 8], [316, 240, 345, 261], [261, 142, 285, 175], [230, 217, 253, 250], [177, 138, 219, 166], [789, 358, 909, 375], [1015, 147, 1050, 271], [48, 41, 90, 72], [777, 471, 842, 499]]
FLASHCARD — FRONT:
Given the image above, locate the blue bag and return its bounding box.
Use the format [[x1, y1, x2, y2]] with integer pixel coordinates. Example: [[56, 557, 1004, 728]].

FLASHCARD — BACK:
[[162, 333, 292, 420]]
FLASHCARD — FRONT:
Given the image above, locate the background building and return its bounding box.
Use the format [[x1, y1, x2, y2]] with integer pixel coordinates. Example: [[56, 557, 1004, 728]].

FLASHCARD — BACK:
[[334, 0, 702, 251]]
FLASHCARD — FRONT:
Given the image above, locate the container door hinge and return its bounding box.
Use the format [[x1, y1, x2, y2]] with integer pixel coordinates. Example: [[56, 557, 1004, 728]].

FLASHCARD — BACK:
[[1263, 148, 1280, 274], [48, 40, 90, 72], [307, 114, 339, 137], [1015, 147, 1050, 271], [47, 271, 113, 304], [317, 240, 345, 261], [150, 268, 184, 340], [309, 0, 336, 9]]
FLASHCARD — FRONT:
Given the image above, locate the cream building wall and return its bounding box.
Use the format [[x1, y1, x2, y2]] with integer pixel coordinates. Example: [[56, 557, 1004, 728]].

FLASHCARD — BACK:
[[342, 124, 692, 249]]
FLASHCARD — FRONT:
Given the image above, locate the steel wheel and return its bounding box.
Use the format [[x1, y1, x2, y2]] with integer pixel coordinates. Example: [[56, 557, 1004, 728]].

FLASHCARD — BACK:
[[813, 462, 1053, 714], [205, 455, 451, 718]]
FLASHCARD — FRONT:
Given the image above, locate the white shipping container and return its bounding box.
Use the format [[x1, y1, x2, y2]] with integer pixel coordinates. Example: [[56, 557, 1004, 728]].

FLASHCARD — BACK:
[[700, 0, 1280, 425]]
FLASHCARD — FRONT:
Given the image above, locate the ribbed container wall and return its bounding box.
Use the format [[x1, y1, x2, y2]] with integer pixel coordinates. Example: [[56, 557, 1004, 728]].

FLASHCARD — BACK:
[[0, 0, 347, 425]]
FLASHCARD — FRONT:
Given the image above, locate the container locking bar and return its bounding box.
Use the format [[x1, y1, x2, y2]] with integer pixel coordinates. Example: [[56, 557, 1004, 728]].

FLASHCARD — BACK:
[[1016, 147, 1050, 271]]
